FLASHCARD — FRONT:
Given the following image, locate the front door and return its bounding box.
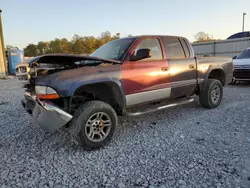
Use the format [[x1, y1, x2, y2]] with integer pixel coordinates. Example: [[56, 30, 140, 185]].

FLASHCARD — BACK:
[[121, 37, 170, 107]]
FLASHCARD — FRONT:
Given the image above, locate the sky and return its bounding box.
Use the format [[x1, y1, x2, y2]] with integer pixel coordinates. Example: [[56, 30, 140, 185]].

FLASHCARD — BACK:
[[1, 0, 250, 49]]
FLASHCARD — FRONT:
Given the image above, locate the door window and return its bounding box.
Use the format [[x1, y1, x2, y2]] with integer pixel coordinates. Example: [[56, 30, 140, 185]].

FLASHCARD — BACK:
[[134, 38, 163, 60], [162, 37, 185, 59]]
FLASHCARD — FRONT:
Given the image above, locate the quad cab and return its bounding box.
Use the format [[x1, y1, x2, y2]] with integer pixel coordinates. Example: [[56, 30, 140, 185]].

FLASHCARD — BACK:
[[19, 35, 233, 149]]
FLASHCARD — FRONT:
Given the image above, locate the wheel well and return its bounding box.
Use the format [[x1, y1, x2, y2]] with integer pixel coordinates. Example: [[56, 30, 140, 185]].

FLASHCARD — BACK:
[[71, 82, 124, 115], [208, 69, 225, 86]]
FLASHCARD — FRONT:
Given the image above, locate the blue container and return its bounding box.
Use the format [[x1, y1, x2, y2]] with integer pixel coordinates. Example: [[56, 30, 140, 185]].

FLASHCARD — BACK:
[[8, 48, 24, 74]]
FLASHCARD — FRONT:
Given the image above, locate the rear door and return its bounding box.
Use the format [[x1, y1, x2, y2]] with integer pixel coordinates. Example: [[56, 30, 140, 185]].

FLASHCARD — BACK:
[[121, 36, 170, 106], [161, 36, 197, 98]]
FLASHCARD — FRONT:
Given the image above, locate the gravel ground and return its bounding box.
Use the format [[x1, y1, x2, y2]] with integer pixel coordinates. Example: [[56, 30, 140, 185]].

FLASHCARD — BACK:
[[0, 77, 250, 188]]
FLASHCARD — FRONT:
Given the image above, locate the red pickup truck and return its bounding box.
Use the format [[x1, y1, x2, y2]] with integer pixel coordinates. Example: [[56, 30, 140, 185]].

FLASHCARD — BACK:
[[20, 35, 233, 149]]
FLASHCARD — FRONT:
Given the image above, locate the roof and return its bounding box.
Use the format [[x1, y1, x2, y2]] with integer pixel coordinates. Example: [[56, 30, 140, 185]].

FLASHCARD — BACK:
[[126, 35, 185, 39]]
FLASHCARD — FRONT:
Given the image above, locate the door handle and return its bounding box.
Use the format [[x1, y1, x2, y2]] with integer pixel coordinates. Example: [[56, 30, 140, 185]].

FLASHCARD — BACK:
[[189, 64, 195, 69], [161, 67, 168, 71]]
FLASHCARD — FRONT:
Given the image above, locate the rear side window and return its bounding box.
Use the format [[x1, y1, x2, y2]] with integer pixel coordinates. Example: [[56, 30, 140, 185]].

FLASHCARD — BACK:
[[162, 37, 185, 59], [134, 38, 163, 60], [179, 38, 190, 58]]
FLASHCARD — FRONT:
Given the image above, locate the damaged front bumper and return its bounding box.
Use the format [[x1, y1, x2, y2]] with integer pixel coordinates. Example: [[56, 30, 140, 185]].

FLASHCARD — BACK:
[[21, 92, 73, 133]]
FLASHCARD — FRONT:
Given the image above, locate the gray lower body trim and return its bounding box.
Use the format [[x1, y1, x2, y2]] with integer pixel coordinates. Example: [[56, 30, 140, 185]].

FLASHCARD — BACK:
[[170, 79, 197, 88], [125, 87, 171, 106]]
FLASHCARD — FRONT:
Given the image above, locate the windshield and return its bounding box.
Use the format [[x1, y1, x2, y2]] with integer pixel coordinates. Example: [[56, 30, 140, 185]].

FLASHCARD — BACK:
[[237, 49, 250, 59], [90, 38, 136, 61]]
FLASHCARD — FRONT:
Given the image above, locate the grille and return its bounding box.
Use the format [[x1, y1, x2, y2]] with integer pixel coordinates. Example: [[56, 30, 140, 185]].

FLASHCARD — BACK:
[[233, 69, 250, 79], [234, 65, 242, 69], [234, 65, 250, 69], [243, 65, 250, 69]]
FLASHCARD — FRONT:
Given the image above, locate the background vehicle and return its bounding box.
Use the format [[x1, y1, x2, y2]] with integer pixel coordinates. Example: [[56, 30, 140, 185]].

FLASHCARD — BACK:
[[19, 35, 233, 150], [192, 36, 250, 58], [232, 48, 250, 83], [15, 60, 29, 81], [227, 31, 250, 40], [15, 57, 38, 83]]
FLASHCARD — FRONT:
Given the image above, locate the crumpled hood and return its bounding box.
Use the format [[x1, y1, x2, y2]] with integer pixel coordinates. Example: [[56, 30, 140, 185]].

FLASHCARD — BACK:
[[29, 53, 121, 66], [35, 64, 122, 97]]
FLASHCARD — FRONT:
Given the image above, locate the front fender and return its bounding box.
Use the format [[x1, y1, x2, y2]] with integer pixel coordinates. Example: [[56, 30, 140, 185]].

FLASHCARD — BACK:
[[68, 78, 126, 111], [68, 78, 123, 96]]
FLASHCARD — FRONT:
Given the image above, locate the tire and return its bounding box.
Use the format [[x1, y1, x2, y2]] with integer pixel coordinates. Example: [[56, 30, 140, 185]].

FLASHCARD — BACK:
[[68, 100, 117, 150], [199, 79, 223, 109]]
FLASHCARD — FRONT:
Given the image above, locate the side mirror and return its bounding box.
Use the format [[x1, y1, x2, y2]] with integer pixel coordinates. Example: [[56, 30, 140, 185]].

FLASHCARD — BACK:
[[130, 48, 152, 61], [233, 56, 237, 60]]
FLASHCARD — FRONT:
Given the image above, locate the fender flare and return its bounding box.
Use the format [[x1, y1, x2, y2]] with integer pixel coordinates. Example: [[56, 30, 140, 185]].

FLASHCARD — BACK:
[[199, 67, 225, 92], [68, 78, 126, 112]]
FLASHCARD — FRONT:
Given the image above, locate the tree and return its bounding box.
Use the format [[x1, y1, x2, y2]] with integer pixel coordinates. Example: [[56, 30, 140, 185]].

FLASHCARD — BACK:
[[6, 45, 14, 49], [48, 38, 63, 53], [59, 38, 72, 53], [37, 41, 49, 55], [5, 45, 17, 51], [194, 32, 214, 42], [24, 44, 38, 56], [71, 35, 86, 54], [112, 33, 120, 40], [23, 31, 121, 56], [100, 31, 112, 46]]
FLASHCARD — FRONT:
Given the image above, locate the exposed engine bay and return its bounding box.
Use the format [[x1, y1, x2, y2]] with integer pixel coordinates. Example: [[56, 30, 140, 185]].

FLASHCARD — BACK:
[[16, 54, 119, 91]]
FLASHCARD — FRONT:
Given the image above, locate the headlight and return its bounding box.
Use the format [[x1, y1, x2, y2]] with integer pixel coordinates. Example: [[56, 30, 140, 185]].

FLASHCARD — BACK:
[[35, 86, 60, 99], [26, 67, 31, 73], [35, 86, 47, 94]]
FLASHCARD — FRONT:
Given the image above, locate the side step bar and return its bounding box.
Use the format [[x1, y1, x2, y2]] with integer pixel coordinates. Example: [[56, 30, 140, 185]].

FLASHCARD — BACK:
[[124, 98, 195, 116]]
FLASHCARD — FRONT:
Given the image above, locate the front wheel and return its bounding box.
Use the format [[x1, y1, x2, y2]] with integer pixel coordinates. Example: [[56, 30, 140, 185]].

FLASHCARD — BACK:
[[199, 79, 223, 109], [68, 100, 117, 150]]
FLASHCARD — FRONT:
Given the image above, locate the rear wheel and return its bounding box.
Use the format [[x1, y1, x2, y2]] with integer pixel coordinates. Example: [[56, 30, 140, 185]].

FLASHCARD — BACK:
[[199, 79, 223, 109], [68, 100, 117, 150]]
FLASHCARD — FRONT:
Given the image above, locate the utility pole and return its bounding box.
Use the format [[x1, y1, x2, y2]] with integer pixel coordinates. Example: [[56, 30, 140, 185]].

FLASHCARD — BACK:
[[242, 12, 247, 32], [0, 9, 7, 78]]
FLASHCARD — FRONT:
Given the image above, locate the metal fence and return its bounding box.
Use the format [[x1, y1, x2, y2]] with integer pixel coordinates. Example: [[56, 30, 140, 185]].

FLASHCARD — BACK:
[[192, 37, 250, 57]]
